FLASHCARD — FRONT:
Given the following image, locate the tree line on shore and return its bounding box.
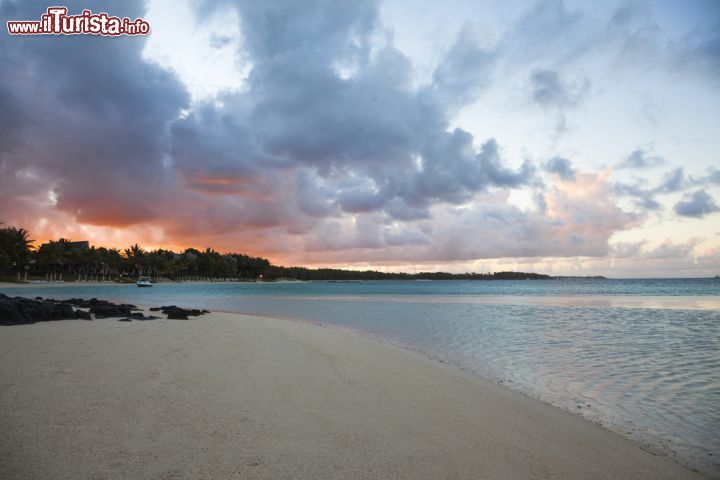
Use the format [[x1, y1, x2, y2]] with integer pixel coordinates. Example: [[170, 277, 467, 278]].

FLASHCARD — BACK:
[[0, 223, 554, 282]]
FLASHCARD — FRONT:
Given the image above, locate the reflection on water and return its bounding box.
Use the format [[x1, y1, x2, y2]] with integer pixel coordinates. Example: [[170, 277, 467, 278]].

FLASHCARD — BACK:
[[2, 279, 719, 474], [268, 294, 720, 310]]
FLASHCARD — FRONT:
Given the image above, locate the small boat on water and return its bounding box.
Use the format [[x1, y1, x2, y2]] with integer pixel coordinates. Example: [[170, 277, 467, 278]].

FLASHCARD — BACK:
[[136, 276, 153, 287]]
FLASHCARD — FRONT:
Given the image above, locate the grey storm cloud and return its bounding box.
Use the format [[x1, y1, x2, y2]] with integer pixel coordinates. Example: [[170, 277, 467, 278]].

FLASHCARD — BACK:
[[614, 162, 720, 214], [544, 156, 575, 181], [672, 14, 720, 81], [610, 2, 645, 28], [616, 148, 666, 169], [302, 187, 634, 262], [0, 0, 188, 226], [610, 240, 647, 258], [657, 168, 686, 193], [643, 240, 698, 259], [503, 0, 588, 64], [0, 0, 643, 262], [707, 168, 720, 184], [531, 69, 565, 106], [425, 23, 496, 111], [528, 68, 589, 137], [613, 167, 694, 212], [0, 0, 535, 246], [173, 0, 536, 223], [612, 239, 697, 261], [611, 1, 720, 83], [674, 190, 719, 218], [530, 69, 588, 109]]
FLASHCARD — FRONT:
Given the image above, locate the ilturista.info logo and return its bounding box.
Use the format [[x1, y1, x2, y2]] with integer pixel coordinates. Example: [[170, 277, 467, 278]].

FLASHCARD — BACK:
[[7, 6, 150, 36]]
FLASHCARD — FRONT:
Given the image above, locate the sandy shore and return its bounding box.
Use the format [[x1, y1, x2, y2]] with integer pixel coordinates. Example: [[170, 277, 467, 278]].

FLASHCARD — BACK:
[[0, 311, 706, 479]]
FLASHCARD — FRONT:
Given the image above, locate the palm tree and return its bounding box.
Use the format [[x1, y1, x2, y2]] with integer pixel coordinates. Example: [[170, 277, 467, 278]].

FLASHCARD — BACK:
[[64, 241, 85, 280], [175, 249, 198, 280], [80, 246, 101, 281], [124, 244, 146, 278], [145, 250, 173, 282], [0, 224, 34, 277], [199, 247, 223, 279], [36, 239, 67, 281], [98, 247, 122, 281]]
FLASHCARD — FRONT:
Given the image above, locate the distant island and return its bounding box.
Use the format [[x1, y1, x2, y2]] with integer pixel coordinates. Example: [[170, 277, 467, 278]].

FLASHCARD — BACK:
[[0, 223, 604, 282]]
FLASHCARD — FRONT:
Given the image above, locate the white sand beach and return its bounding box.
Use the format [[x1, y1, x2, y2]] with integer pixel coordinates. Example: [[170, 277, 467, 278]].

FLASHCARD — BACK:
[[0, 311, 707, 480]]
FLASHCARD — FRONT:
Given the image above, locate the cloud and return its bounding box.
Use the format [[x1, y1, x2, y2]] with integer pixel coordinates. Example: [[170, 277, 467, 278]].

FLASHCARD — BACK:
[[297, 171, 635, 264], [643, 239, 699, 259], [707, 168, 720, 184], [530, 69, 589, 109], [691, 167, 720, 186], [0, 0, 189, 226], [613, 167, 689, 211], [656, 167, 686, 193], [426, 23, 496, 111], [612, 181, 661, 211], [616, 148, 666, 169], [614, 162, 720, 216], [503, 0, 588, 64], [674, 190, 720, 218], [0, 0, 683, 270], [0, 0, 544, 260], [527, 68, 589, 138], [169, 0, 537, 225], [672, 16, 720, 82], [545, 156, 575, 181], [610, 240, 647, 258], [610, 2, 646, 29]]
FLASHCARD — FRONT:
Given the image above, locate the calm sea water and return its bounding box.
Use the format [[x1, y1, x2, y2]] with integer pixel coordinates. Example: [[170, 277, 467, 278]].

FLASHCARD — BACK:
[[3, 278, 719, 474]]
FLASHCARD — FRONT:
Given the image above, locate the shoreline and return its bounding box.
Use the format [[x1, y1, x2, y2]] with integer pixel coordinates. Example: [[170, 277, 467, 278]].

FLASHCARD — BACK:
[[0, 308, 709, 479], [2, 282, 718, 311], [0, 280, 301, 288], [210, 307, 714, 472]]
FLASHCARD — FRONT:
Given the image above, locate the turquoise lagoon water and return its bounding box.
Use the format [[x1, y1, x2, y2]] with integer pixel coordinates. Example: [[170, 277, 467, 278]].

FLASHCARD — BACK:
[[3, 278, 719, 474]]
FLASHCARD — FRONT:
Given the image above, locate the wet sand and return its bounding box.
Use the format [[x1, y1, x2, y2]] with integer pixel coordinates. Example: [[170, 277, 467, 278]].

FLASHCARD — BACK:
[[0, 311, 707, 479]]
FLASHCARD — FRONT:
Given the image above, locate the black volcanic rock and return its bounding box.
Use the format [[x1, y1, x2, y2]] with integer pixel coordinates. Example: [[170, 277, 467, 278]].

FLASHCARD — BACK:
[[0, 296, 78, 325], [160, 305, 210, 319], [90, 303, 131, 319], [0, 299, 26, 325], [165, 308, 188, 320], [1, 296, 209, 325], [129, 312, 159, 320], [75, 309, 92, 320], [51, 303, 75, 320], [14, 299, 51, 322], [89, 305, 121, 319]]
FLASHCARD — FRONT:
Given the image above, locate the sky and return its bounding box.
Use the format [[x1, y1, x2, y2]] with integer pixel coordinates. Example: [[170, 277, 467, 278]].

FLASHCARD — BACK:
[[0, 0, 719, 277]]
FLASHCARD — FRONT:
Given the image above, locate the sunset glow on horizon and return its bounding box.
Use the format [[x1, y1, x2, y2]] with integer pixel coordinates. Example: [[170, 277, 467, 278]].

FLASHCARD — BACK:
[[2, 0, 719, 277]]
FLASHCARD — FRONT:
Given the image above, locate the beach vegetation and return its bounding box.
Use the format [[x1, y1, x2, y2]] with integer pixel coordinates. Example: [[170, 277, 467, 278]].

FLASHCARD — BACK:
[[0, 223, 561, 282]]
